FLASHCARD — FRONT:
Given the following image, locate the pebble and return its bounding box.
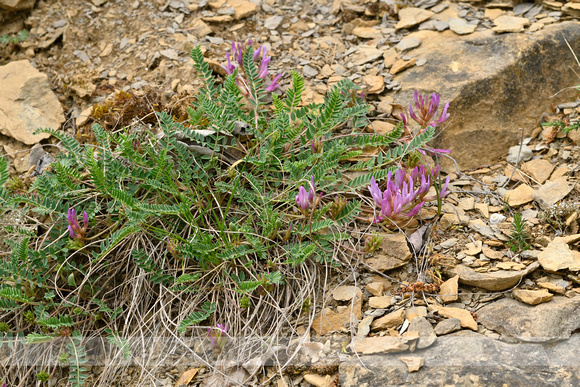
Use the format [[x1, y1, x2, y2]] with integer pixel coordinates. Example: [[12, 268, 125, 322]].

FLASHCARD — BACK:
[[434, 318, 462, 335], [506, 144, 533, 164], [449, 18, 477, 35], [264, 15, 283, 30], [395, 36, 422, 52]]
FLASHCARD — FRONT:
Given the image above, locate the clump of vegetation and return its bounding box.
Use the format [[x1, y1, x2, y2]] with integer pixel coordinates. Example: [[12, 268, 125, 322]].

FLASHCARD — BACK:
[[0, 29, 28, 46], [506, 211, 532, 253], [0, 40, 449, 385], [540, 201, 579, 232]]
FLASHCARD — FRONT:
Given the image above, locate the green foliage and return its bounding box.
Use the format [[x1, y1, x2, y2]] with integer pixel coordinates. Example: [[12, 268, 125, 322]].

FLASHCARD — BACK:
[[506, 212, 532, 253], [541, 120, 580, 134], [178, 302, 216, 334], [0, 42, 440, 385], [0, 30, 28, 46]]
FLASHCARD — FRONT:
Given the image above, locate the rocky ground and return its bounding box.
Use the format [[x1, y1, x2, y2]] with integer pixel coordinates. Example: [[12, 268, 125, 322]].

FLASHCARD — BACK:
[[1, 0, 580, 386]]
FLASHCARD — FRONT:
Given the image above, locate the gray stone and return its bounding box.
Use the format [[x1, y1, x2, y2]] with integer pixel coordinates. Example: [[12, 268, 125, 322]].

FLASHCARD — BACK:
[[532, 177, 575, 209], [0, 60, 64, 145], [408, 316, 437, 349], [395, 36, 422, 52], [264, 15, 283, 30], [506, 144, 533, 164], [444, 262, 540, 291], [340, 333, 580, 386], [392, 22, 580, 169], [478, 296, 580, 342], [434, 318, 461, 335], [302, 65, 319, 78]]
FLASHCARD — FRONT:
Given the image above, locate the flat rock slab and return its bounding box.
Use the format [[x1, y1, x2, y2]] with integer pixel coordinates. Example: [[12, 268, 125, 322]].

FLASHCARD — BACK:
[[478, 296, 580, 342], [0, 60, 64, 145], [340, 333, 580, 386], [392, 22, 580, 169]]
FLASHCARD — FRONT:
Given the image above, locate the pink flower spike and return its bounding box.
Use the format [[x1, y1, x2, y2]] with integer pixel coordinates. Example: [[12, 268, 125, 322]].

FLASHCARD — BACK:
[[82, 211, 89, 233], [296, 186, 310, 210], [403, 202, 424, 218], [252, 44, 262, 60], [369, 177, 383, 206], [266, 73, 283, 92]]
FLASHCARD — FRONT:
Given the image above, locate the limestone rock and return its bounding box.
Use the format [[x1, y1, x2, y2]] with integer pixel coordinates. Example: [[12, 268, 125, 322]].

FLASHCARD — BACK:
[[368, 296, 394, 309], [444, 262, 540, 291], [478, 296, 580, 342], [439, 275, 458, 303], [408, 316, 437, 349], [396, 7, 434, 30], [313, 287, 363, 335], [340, 333, 580, 386], [304, 374, 334, 387], [352, 27, 383, 39], [371, 308, 406, 331], [390, 58, 417, 75], [503, 184, 534, 207], [506, 144, 533, 164], [532, 177, 575, 208], [365, 233, 412, 272], [191, 19, 212, 37], [434, 318, 461, 335], [537, 281, 566, 294], [0, 0, 35, 11], [522, 159, 554, 184], [562, 2, 580, 17], [264, 15, 283, 30], [353, 336, 408, 354], [449, 18, 477, 35], [362, 75, 385, 94], [537, 236, 580, 272], [432, 306, 477, 331], [399, 356, 424, 372], [350, 46, 384, 66], [227, 0, 258, 20], [0, 60, 64, 145], [356, 316, 373, 338], [333, 286, 362, 302], [395, 36, 422, 52], [492, 15, 530, 33], [392, 22, 580, 169], [513, 289, 554, 305], [365, 282, 384, 297]]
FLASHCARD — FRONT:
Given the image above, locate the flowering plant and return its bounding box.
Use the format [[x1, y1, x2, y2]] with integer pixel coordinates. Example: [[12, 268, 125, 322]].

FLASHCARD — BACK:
[[208, 323, 228, 353], [222, 40, 283, 96], [400, 91, 450, 136], [295, 175, 321, 216], [368, 165, 450, 223], [67, 208, 88, 240]]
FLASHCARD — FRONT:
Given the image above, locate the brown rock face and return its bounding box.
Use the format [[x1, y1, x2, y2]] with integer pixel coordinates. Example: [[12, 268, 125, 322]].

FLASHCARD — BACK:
[[392, 22, 580, 169], [0, 60, 64, 145]]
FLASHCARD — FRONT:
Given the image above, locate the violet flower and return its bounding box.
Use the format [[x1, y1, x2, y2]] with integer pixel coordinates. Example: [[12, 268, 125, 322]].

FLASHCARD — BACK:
[[208, 323, 227, 351], [368, 166, 450, 223], [266, 73, 283, 92], [222, 40, 282, 94], [408, 91, 450, 129], [67, 208, 88, 240], [296, 175, 320, 213]]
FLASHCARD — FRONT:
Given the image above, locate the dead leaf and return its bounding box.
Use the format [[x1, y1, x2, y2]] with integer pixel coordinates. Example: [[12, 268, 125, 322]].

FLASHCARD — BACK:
[[175, 368, 200, 387]]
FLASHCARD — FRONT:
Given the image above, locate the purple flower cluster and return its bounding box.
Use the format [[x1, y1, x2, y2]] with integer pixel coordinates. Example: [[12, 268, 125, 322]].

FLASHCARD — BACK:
[[296, 175, 321, 214], [67, 208, 88, 240], [222, 40, 283, 95], [208, 323, 227, 352], [400, 91, 450, 136], [368, 166, 450, 223]]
